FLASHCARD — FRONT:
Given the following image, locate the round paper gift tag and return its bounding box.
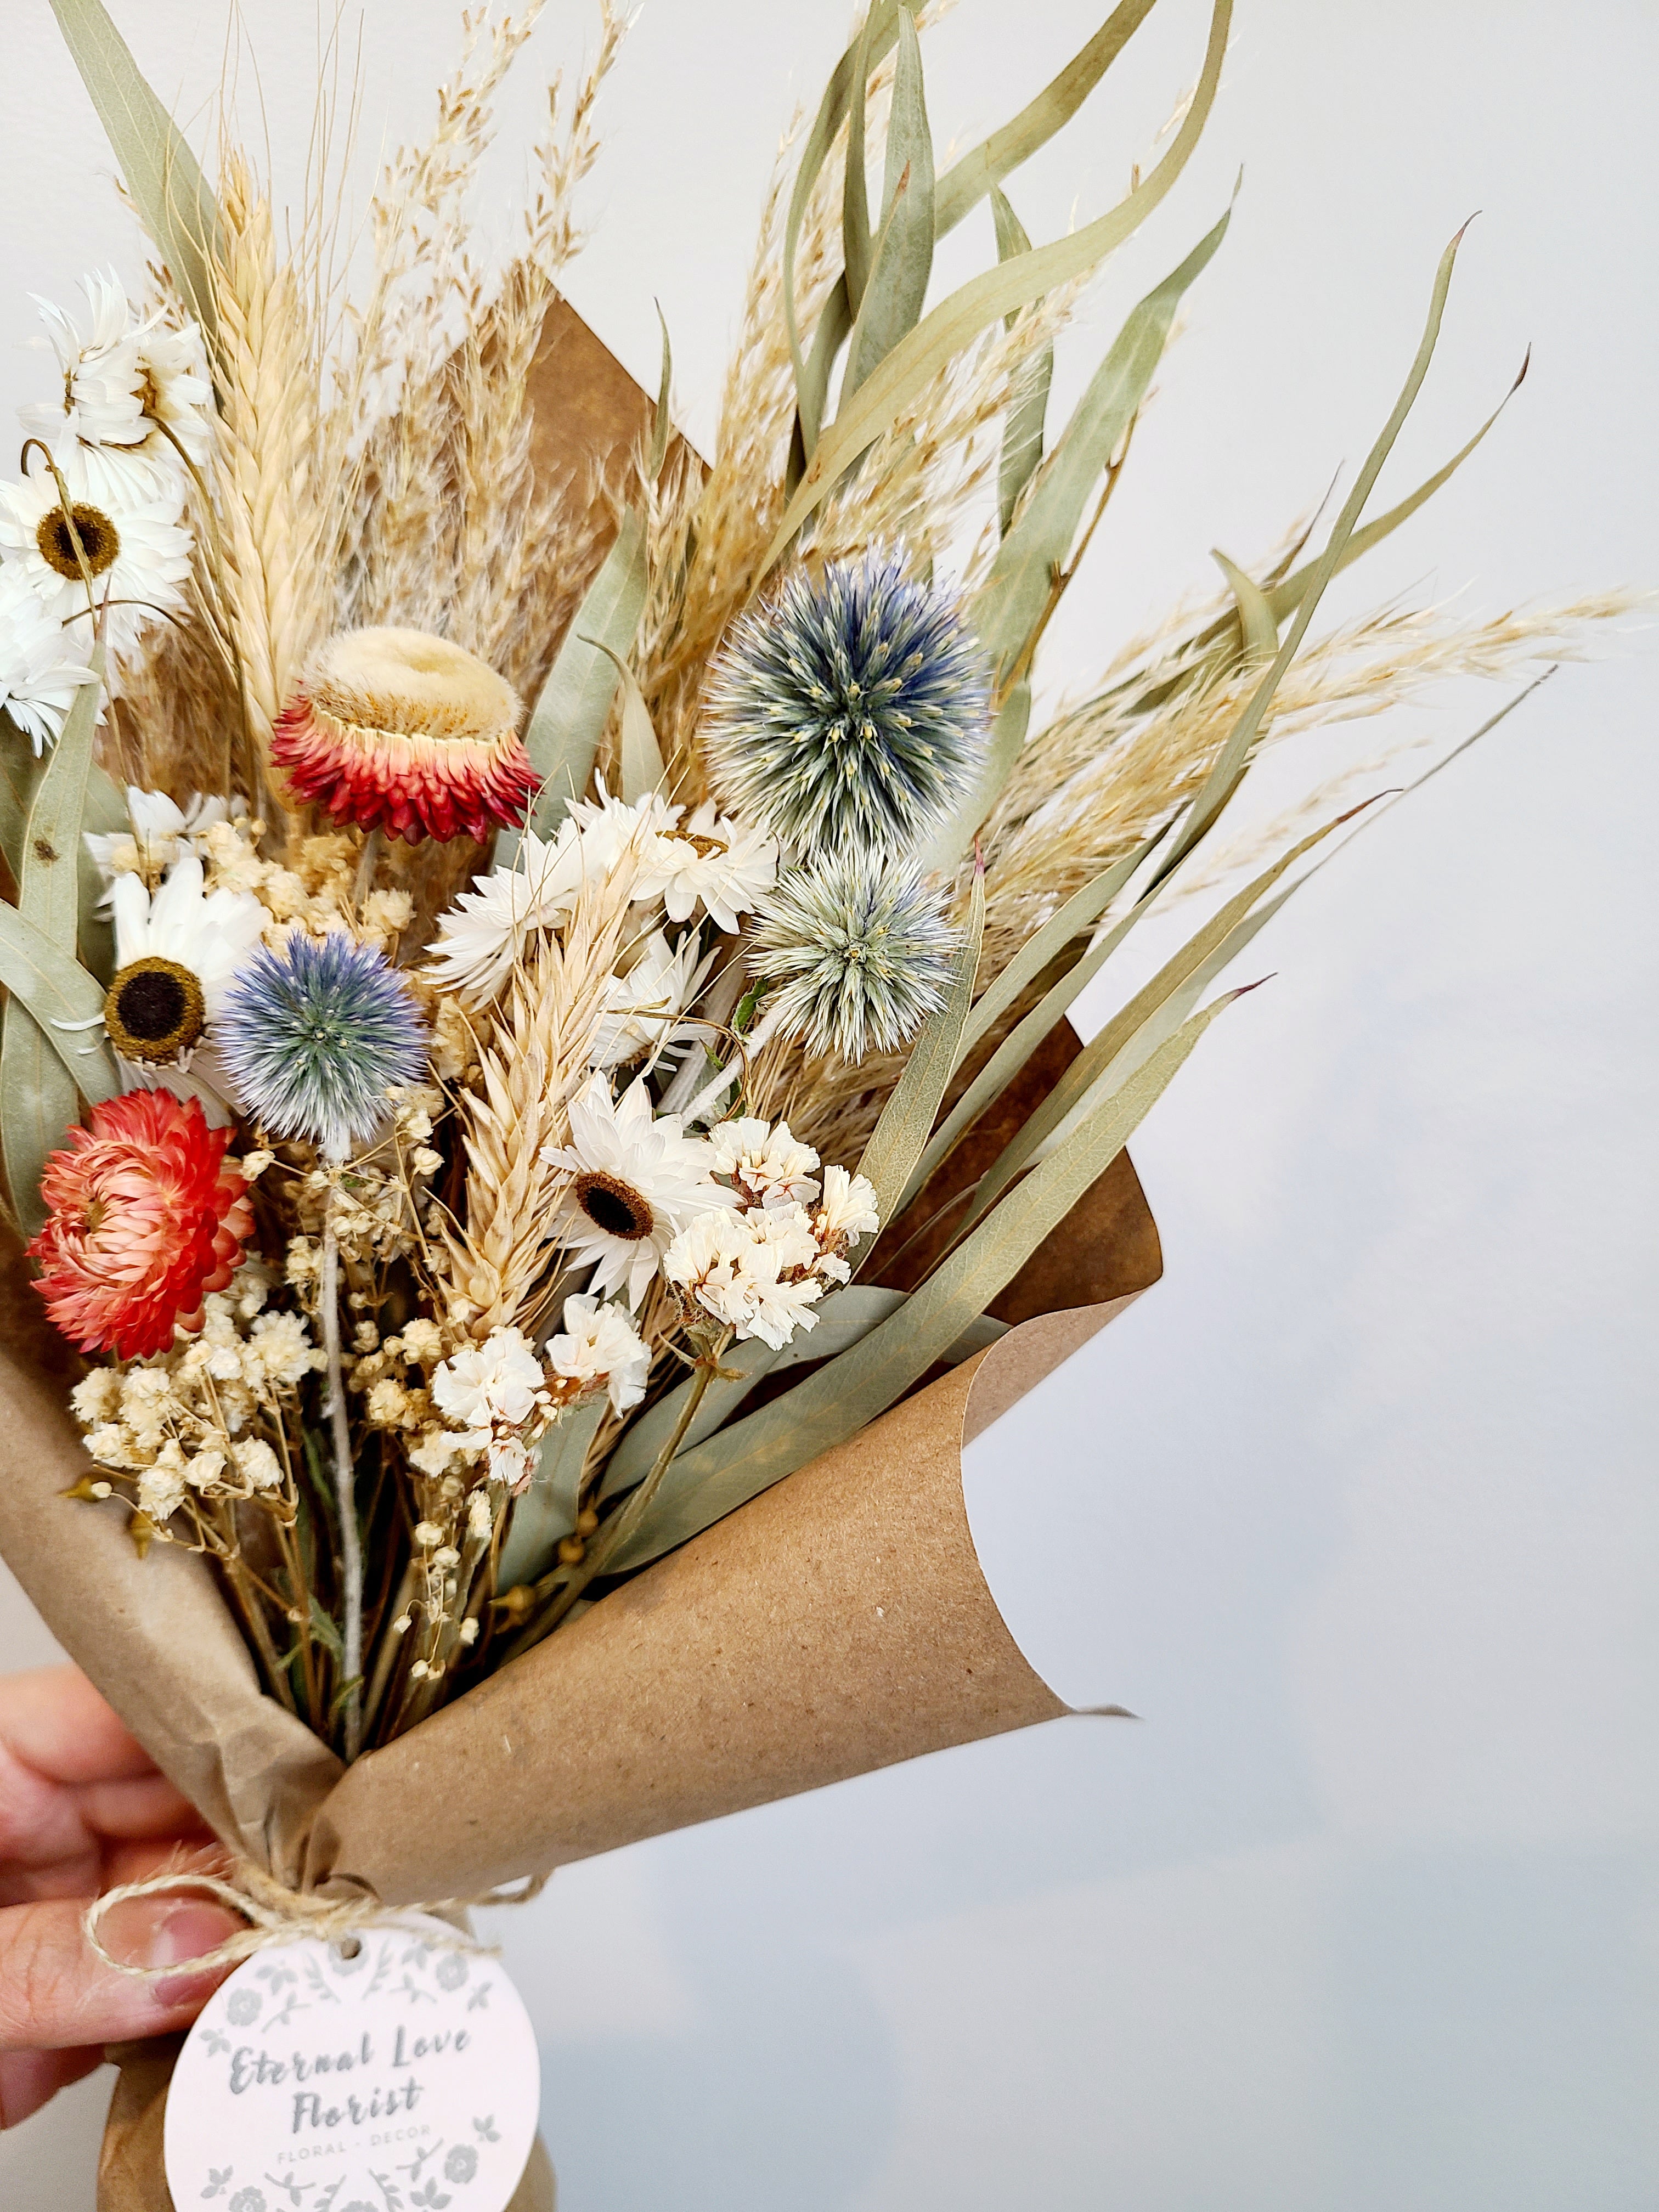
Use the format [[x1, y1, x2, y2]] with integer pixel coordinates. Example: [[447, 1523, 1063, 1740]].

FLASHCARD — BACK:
[[164, 1915, 541, 2212]]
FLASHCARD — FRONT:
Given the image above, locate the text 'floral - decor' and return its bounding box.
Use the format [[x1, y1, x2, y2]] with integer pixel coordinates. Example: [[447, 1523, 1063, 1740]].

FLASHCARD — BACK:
[[0, 1, 1628, 2206]]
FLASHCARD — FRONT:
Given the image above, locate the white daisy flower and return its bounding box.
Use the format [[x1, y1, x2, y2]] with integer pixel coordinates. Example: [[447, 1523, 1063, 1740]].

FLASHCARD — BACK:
[[0, 445, 191, 665], [0, 563, 98, 753], [708, 1115, 822, 1209], [636, 801, 778, 932], [20, 271, 212, 479], [566, 779, 682, 878], [546, 1292, 651, 1414], [83, 786, 236, 897], [590, 929, 717, 1071], [541, 1073, 735, 1308], [101, 855, 267, 1116]]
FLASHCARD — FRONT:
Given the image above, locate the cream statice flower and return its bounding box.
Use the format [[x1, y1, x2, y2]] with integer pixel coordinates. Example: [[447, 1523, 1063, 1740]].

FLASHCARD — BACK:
[[662, 1204, 827, 1350], [590, 930, 715, 1070], [0, 445, 191, 664], [542, 1073, 735, 1307], [0, 563, 97, 752], [422, 1325, 551, 1489], [101, 857, 266, 1114], [20, 272, 213, 488], [707, 1116, 822, 1209], [811, 1165, 881, 1267], [546, 1293, 651, 1413], [84, 787, 236, 896], [634, 802, 778, 932]]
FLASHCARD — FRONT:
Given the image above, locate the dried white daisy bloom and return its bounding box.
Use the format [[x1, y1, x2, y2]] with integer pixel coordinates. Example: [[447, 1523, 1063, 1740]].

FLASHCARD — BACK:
[[708, 1116, 822, 1210], [83, 788, 236, 896], [590, 930, 715, 1071], [0, 565, 98, 753], [20, 271, 213, 486], [0, 444, 191, 667], [546, 1293, 651, 1414], [633, 802, 778, 932], [543, 1074, 735, 1308]]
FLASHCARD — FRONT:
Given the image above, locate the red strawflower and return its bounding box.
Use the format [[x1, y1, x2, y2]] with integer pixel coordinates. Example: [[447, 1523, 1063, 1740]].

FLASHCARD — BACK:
[[271, 625, 535, 845], [28, 1090, 255, 1360]]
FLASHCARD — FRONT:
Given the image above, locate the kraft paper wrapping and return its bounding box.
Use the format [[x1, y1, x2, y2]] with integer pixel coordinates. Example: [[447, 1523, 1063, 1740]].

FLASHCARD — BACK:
[[0, 298, 1164, 2205]]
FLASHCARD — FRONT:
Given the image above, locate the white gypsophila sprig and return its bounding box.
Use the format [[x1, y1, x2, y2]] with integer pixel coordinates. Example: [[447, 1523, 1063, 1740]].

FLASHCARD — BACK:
[[0, 563, 97, 752]]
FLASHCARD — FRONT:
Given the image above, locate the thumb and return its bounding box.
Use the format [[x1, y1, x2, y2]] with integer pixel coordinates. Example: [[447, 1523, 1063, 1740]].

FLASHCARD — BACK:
[[0, 1892, 245, 2055]]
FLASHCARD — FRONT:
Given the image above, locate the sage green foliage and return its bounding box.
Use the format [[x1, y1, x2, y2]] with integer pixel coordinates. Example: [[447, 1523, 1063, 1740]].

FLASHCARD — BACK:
[[0, 670, 117, 1234]]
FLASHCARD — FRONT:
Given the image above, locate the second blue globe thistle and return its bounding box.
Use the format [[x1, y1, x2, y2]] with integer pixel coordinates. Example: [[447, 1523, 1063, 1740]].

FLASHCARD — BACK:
[[217, 932, 428, 1159], [749, 853, 958, 1064], [705, 549, 990, 860]]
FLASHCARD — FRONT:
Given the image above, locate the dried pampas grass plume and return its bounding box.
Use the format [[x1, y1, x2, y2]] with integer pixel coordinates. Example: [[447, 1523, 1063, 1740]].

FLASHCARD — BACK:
[[272, 627, 533, 845]]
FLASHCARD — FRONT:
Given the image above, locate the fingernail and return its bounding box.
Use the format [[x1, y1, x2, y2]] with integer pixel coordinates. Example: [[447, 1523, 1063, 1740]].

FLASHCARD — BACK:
[[145, 1904, 240, 2010]]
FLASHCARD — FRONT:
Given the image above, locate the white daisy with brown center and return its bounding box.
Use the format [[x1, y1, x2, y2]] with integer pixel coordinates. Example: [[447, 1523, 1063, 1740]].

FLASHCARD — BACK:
[[272, 627, 534, 845], [541, 1074, 736, 1308]]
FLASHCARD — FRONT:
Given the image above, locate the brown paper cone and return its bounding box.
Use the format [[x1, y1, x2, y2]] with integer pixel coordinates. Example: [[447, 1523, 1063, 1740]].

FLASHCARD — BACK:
[[0, 299, 1163, 2209]]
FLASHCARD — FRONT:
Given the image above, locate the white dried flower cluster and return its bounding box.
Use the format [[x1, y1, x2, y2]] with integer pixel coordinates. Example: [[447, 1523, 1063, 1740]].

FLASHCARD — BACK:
[[428, 783, 778, 1009], [67, 1271, 318, 1534], [662, 1135, 879, 1351], [545, 1294, 651, 1414], [83, 788, 241, 898]]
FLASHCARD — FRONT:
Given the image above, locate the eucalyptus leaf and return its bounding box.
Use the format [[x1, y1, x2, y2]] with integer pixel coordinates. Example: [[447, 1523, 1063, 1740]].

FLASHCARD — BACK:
[[974, 199, 1233, 692], [1153, 226, 1471, 885], [583, 638, 667, 804], [844, 7, 936, 399], [517, 508, 647, 844], [991, 188, 1053, 538], [77, 761, 126, 986], [842, 4, 879, 316], [921, 677, 1029, 874], [933, 0, 1162, 239], [794, 275, 854, 465], [0, 902, 120, 1105], [47, 0, 223, 342], [0, 715, 46, 888], [607, 996, 1232, 1574], [497, 1397, 606, 1589], [857, 864, 982, 1231], [761, 0, 1232, 575]]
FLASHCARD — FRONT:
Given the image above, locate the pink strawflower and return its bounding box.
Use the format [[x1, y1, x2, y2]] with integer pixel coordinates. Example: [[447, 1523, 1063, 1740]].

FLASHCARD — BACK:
[[29, 1090, 254, 1359]]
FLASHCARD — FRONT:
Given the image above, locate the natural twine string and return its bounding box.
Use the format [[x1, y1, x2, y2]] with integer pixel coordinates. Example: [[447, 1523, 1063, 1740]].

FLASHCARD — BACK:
[[82, 1859, 550, 1983]]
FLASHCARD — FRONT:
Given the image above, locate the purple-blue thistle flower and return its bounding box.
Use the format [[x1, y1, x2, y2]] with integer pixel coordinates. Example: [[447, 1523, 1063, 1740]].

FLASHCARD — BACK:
[[750, 853, 958, 1064], [217, 933, 427, 1159], [705, 549, 990, 860]]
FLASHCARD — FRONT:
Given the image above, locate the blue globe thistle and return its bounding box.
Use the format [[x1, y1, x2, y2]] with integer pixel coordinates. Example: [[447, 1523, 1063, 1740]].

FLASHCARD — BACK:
[[749, 854, 958, 1064], [706, 549, 990, 860], [217, 933, 427, 1159]]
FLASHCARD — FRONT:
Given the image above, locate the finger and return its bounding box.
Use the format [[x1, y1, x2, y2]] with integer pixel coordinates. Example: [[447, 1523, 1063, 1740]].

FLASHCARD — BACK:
[[0, 1668, 157, 1787], [2, 1831, 223, 1910], [0, 1894, 244, 2054], [0, 2044, 103, 2132], [75, 1773, 206, 1842]]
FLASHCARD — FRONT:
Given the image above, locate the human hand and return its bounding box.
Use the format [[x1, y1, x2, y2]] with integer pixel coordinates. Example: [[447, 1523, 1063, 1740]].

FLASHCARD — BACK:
[[0, 1665, 244, 2129]]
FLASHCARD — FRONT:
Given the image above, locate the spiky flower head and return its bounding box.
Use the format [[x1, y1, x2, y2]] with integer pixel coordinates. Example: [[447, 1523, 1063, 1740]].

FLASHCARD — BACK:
[[271, 628, 533, 844], [216, 932, 427, 1159], [704, 549, 990, 860], [749, 853, 957, 1064]]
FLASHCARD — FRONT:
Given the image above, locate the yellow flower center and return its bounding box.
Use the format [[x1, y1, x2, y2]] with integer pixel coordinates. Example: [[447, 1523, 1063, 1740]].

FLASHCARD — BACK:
[[103, 957, 206, 1064], [37, 501, 121, 583]]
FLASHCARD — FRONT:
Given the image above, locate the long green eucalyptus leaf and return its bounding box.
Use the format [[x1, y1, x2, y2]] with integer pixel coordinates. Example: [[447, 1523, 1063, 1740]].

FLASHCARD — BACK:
[[584, 639, 667, 804], [1153, 226, 1471, 885], [922, 680, 1029, 874], [991, 188, 1053, 538], [47, 0, 223, 341], [0, 902, 120, 1104], [933, 0, 1162, 239], [497, 1397, 606, 1590], [77, 761, 126, 987], [0, 716, 46, 888], [955, 836, 1156, 1073], [760, 0, 1232, 576], [783, 0, 903, 432], [844, 7, 936, 398], [518, 509, 647, 842], [856, 864, 983, 1232], [974, 200, 1233, 691], [607, 997, 1231, 1573]]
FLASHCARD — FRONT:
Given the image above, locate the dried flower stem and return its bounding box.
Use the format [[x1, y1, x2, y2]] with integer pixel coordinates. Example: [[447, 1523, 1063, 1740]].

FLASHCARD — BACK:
[[318, 1198, 362, 1758]]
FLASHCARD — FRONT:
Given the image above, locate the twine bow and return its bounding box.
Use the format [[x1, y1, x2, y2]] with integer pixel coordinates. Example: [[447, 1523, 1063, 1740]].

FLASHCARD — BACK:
[[82, 1858, 549, 1982]]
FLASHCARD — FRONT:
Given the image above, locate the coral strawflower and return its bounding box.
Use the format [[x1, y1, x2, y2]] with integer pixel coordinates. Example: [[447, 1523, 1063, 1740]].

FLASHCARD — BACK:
[[271, 627, 534, 844], [29, 1089, 255, 1359]]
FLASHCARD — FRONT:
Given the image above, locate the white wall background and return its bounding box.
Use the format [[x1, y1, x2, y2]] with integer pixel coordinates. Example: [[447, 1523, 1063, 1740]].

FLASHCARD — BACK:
[[2, 2, 1655, 2207]]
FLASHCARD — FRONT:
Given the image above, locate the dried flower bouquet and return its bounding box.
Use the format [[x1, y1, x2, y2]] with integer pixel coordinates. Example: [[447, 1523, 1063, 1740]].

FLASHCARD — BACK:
[[0, 0, 1626, 1960]]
